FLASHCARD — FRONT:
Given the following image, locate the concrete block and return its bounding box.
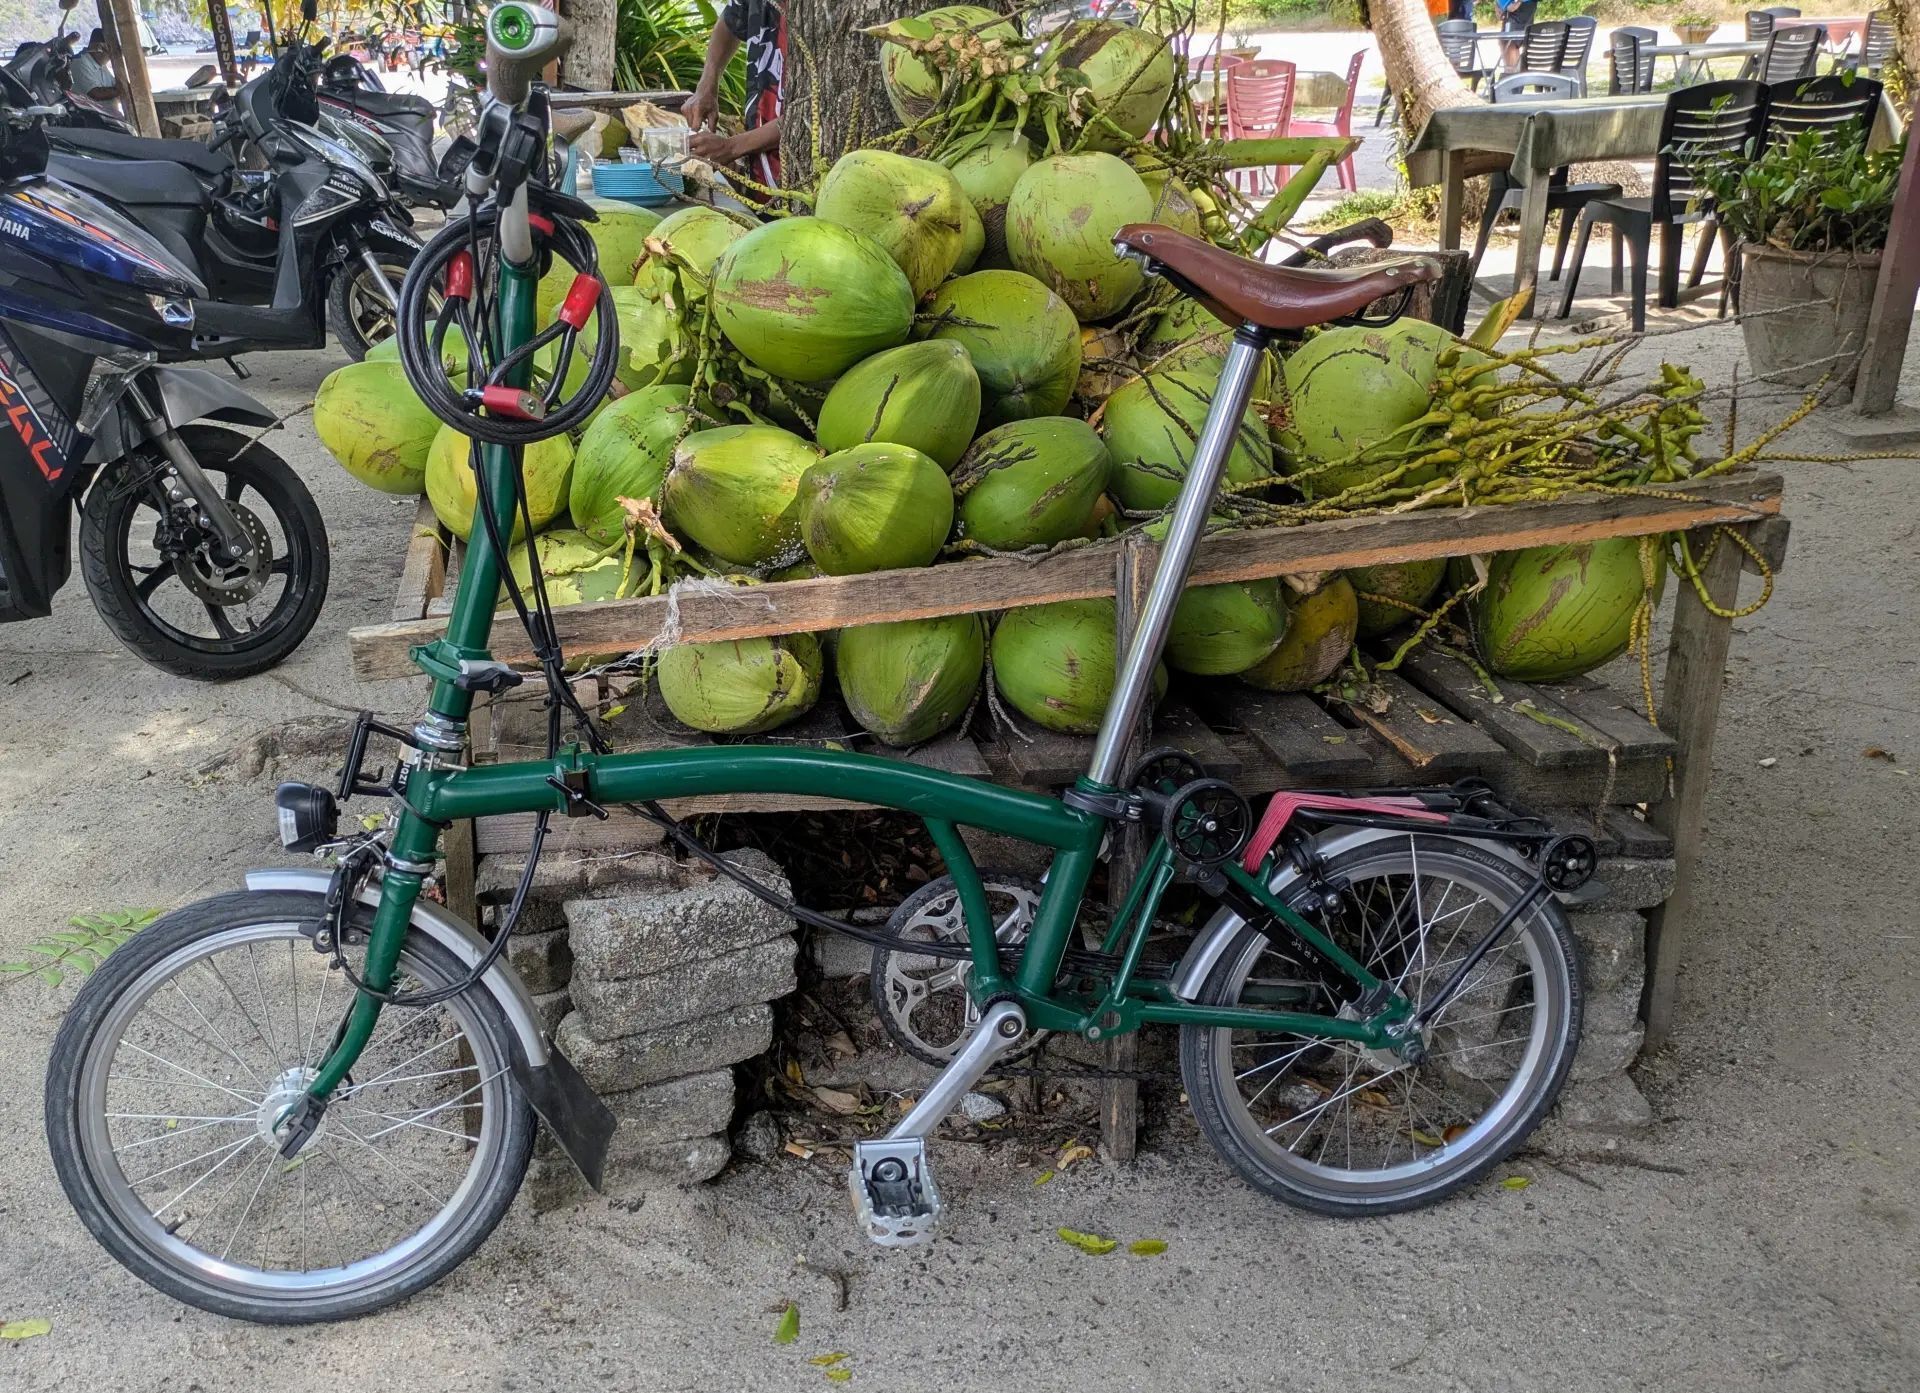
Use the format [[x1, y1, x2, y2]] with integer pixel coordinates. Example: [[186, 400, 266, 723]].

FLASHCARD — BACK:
[[1583, 983, 1643, 1037], [1581, 858, 1676, 912], [521, 1133, 731, 1211], [1568, 911, 1646, 994], [558, 1003, 774, 1091], [530, 989, 572, 1035], [1547, 1073, 1655, 1137], [565, 851, 793, 982], [605, 1068, 736, 1141], [1570, 1025, 1644, 1081], [475, 844, 675, 914], [571, 936, 798, 1039], [812, 928, 874, 980], [508, 928, 573, 995]]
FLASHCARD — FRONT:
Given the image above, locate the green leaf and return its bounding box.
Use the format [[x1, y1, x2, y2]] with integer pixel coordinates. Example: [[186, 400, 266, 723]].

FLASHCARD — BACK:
[[808, 1353, 850, 1367], [0, 962, 37, 974], [773, 1303, 799, 1345], [1501, 1175, 1531, 1191], [1127, 1239, 1167, 1257], [1056, 1228, 1118, 1256], [0, 1318, 51, 1340], [603, 704, 628, 721], [825, 1371, 852, 1385], [36, 967, 63, 988], [1032, 1169, 1053, 1186]]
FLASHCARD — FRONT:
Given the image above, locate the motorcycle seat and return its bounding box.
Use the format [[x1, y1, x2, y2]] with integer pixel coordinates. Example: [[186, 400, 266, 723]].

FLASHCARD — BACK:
[[48, 155, 208, 211], [49, 127, 233, 182], [324, 88, 434, 122]]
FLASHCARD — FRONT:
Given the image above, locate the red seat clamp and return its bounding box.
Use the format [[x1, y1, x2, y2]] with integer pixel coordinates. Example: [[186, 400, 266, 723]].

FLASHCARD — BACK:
[[1240, 793, 1449, 873]]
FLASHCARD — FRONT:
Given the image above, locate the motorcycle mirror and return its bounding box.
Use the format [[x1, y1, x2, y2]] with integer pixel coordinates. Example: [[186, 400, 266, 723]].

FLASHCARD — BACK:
[[301, 0, 318, 21], [57, 0, 78, 12]]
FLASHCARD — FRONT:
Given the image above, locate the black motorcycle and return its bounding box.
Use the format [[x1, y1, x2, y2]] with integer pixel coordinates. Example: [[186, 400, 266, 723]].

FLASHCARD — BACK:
[[37, 6, 424, 360], [5, 5, 131, 135], [319, 50, 472, 210], [0, 84, 328, 678]]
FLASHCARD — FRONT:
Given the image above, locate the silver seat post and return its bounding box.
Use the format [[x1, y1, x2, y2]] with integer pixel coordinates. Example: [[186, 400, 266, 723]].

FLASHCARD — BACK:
[[1086, 328, 1267, 787]]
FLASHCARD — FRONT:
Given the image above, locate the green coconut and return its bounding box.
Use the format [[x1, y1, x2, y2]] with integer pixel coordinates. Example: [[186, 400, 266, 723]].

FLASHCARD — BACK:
[[711, 217, 916, 382], [1101, 369, 1274, 511], [815, 340, 981, 470], [631, 204, 752, 298], [955, 195, 985, 274], [944, 130, 1033, 267], [536, 198, 664, 321], [797, 443, 954, 575], [1241, 578, 1359, 691], [569, 384, 695, 545], [577, 283, 695, 393], [1135, 160, 1203, 238], [1471, 539, 1666, 682], [313, 360, 443, 494], [501, 528, 636, 608], [991, 598, 1164, 736], [657, 632, 824, 735], [1044, 19, 1176, 150], [661, 424, 821, 568], [1347, 559, 1448, 638], [952, 417, 1111, 550], [366, 332, 473, 382], [1006, 153, 1153, 322], [1274, 320, 1484, 498], [1075, 323, 1132, 404], [922, 269, 1082, 424], [1167, 578, 1288, 676], [423, 425, 573, 542], [879, 4, 1020, 124], [817, 149, 971, 299], [837, 613, 985, 746]]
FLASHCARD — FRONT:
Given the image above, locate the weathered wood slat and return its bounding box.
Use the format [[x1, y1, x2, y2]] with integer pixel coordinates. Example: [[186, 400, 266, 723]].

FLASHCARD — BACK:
[[996, 724, 1097, 786], [1537, 679, 1676, 760], [1205, 688, 1375, 782], [390, 497, 447, 623], [1394, 648, 1594, 770], [1153, 701, 1243, 779], [1340, 672, 1510, 773], [427, 534, 464, 619], [351, 473, 1784, 680], [1601, 805, 1674, 858]]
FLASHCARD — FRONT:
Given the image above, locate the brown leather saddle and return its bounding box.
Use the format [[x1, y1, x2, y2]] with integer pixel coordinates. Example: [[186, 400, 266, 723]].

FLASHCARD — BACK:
[[1114, 224, 1448, 333]]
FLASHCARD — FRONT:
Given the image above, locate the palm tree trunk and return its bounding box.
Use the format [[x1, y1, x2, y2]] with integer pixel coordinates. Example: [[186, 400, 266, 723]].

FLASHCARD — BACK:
[[562, 0, 616, 90], [779, 0, 897, 193], [1371, 0, 1477, 134]]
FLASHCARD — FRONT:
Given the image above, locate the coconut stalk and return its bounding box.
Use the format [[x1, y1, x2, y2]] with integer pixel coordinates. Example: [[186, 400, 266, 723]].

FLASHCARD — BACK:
[[1240, 142, 1356, 255]]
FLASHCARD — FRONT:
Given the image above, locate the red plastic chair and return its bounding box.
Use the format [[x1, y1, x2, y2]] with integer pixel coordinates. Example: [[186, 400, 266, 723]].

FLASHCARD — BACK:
[[1225, 60, 1296, 194], [1283, 50, 1363, 193], [1188, 52, 1245, 138]]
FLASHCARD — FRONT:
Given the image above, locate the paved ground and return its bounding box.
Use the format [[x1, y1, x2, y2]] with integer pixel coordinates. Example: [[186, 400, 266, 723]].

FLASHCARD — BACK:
[[0, 121, 1917, 1393]]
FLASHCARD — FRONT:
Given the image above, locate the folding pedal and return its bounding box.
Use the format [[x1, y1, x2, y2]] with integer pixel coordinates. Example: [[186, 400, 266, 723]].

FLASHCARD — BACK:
[[849, 1137, 942, 1248]]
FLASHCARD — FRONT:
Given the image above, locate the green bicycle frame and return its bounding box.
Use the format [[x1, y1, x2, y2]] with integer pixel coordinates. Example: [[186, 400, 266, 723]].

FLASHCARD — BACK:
[[300, 202, 1413, 1112]]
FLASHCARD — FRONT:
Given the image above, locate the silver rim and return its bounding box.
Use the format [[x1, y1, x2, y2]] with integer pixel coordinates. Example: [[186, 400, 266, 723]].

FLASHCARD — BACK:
[[344, 261, 434, 350], [76, 921, 511, 1305], [878, 878, 1043, 1063], [1203, 841, 1571, 1201]]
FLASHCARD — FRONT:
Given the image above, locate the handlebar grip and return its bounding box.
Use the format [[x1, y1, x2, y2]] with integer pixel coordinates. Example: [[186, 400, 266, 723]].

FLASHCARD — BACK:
[[485, 1, 569, 109]]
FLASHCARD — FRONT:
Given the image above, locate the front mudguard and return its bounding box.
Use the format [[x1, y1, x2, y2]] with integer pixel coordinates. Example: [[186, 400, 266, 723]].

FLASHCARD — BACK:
[[84, 366, 277, 465], [243, 867, 615, 1190]]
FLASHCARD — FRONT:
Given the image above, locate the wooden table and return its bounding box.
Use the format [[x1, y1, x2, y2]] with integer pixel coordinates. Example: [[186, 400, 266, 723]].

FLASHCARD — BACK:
[[1641, 38, 1764, 85]]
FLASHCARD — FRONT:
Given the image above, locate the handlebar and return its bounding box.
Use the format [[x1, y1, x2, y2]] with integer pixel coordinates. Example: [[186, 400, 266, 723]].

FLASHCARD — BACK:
[[485, 2, 567, 110]]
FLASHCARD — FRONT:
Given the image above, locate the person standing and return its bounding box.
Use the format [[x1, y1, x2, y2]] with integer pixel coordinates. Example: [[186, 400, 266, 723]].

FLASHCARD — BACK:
[[66, 29, 122, 114], [683, 1, 785, 189], [1495, 0, 1538, 68]]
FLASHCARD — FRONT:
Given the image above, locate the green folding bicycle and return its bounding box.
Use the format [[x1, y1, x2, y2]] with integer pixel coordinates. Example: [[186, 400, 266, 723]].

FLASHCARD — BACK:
[[45, 5, 1595, 1323]]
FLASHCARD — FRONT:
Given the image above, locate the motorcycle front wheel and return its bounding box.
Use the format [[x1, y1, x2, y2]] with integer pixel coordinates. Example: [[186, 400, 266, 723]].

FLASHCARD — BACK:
[[79, 426, 329, 680], [328, 254, 420, 360]]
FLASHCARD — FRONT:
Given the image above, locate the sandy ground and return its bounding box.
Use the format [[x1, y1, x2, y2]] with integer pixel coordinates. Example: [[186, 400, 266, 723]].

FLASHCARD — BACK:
[[2, 265, 1918, 1391]]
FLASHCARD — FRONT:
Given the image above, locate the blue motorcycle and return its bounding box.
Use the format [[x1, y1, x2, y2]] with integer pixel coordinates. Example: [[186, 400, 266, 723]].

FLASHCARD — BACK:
[[0, 78, 327, 679]]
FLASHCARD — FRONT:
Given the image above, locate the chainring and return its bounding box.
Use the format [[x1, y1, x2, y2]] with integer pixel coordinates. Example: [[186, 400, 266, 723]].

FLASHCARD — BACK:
[[869, 870, 1049, 1066]]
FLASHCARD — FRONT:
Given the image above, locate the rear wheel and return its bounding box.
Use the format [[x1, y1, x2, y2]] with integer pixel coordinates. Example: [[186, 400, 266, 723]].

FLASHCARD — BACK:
[[45, 891, 536, 1323], [79, 427, 329, 680], [1180, 834, 1581, 1216]]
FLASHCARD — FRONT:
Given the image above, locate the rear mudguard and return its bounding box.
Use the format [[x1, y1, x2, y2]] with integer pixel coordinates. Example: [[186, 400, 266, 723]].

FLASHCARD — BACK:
[[84, 366, 277, 464], [243, 866, 615, 1189]]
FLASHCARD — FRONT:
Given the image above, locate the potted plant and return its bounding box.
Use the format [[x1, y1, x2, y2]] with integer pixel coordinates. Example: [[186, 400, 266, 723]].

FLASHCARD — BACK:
[[1673, 11, 1718, 44], [1690, 127, 1902, 388]]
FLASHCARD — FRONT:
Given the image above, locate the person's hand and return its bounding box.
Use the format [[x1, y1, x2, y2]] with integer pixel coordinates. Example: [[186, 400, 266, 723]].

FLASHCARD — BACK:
[[688, 129, 737, 164], [683, 81, 717, 133]]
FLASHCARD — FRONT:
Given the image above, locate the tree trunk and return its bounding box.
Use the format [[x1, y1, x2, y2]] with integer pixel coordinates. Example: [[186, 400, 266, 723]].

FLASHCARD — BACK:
[[1370, 0, 1476, 136], [562, 0, 616, 90], [780, 0, 897, 193]]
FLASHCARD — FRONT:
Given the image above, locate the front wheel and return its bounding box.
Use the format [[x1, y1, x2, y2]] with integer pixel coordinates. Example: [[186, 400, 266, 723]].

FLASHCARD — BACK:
[[1180, 834, 1582, 1217], [327, 252, 422, 360], [79, 427, 329, 680], [45, 891, 536, 1323]]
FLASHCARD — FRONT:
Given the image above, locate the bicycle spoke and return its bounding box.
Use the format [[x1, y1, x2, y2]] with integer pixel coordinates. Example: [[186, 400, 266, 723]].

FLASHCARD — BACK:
[[116, 1041, 261, 1105], [220, 1149, 280, 1261]]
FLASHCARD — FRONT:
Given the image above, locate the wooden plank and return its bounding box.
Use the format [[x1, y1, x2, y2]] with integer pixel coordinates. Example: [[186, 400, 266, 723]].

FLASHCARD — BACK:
[[904, 733, 992, 779], [443, 815, 479, 925], [1537, 680, 1677, 761], [1395, 648, 1594, 770], [351, 473, 1785, 680], [1339, 672, 1510, 775], [1743, 516, 1790, 575], [1853, 124, 1920, 415], [1642, 532, 1743, 1049], [1601, 805, 1674, 858], [997, 725, 1097, 786], [1102, 536, 1155, 1166], [1152, 701, 1243, 779], [1205, 688, 1374, 783], [391, 498, 448, 623]]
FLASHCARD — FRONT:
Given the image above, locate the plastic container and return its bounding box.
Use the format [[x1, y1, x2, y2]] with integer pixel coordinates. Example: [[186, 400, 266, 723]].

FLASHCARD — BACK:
[[591, 159, 684, 206]]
